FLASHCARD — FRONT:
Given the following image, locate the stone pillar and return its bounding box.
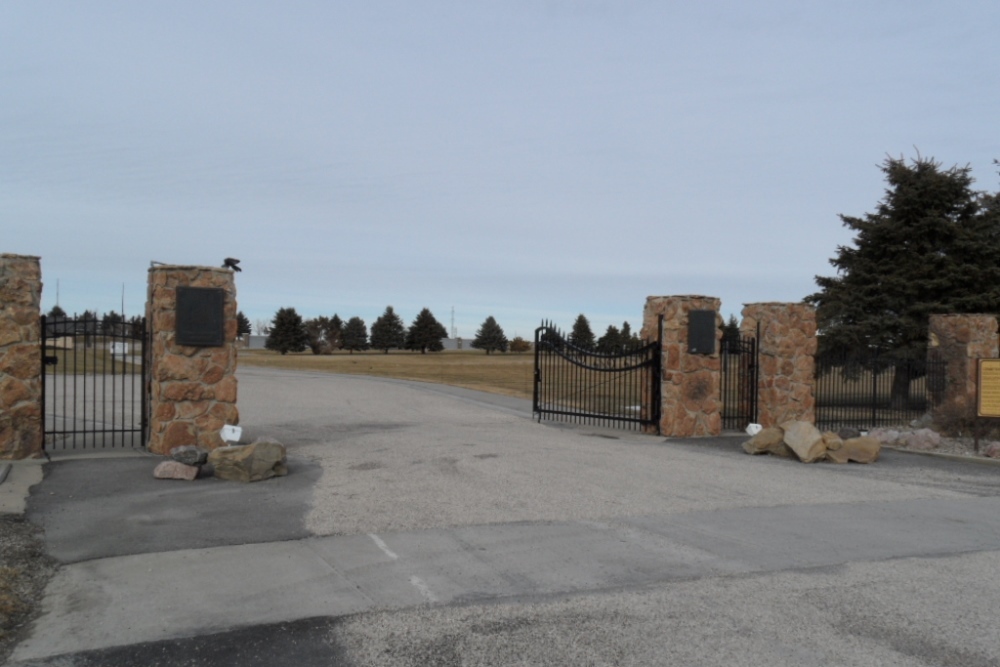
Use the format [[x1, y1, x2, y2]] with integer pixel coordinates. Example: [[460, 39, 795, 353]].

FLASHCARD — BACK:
[[147, 266, 239, 455], [0, 254, 43, 459], [642, 295, 722, 437], [740, 303, 817, 428], [928, 314, 999, 424]]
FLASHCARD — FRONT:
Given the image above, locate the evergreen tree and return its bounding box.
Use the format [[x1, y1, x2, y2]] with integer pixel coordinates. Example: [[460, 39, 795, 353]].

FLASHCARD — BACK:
[[327, 315, 344, 351], [406, 308, 448, 353], [101, 311, 124, 335], [236, 311, 252, 339], [265, 307, 308, 355], [808, 155, 1000, 360], [621, 321, 636, 347], [471, 316, 508, 354], [568, 314, 595, 351], [370, 306, 406, 353], [721, 315, 741, 349], [47, 305, 67, 318], [597, 325, 622, 353], [342, 316, 369, 353]]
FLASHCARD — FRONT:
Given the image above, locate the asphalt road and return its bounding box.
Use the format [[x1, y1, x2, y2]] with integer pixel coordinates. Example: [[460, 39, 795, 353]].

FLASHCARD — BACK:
[[11, 366, 1000, 666]]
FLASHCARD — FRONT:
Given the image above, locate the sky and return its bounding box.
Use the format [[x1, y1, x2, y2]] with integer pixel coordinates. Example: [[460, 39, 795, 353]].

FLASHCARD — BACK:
[[3, 1, 999, 340]]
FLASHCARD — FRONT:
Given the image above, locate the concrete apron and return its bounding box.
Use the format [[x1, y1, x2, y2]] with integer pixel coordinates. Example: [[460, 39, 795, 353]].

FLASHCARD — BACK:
[[15, 494, 1000, 661]]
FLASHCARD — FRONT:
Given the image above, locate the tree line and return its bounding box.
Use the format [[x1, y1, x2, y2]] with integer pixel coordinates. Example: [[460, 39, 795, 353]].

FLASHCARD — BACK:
[[262, 306, 532, 355]]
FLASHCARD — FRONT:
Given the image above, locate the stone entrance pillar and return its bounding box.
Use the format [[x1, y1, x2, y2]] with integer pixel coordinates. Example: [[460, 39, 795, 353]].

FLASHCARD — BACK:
[[642, 295, 722, 437], [0, 254, 43, 459], [928, 314, 999, 424], [740, 303, 817, 427], [147, 266, 239, 455]]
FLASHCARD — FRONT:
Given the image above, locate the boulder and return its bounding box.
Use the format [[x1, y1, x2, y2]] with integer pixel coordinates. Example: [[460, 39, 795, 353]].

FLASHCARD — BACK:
[[170, 445, 210, 466], [868, 428, 900, 445], [741, 427, 788, 455], [983, 442, 1000, 459], [208, 439, 288, 483], [822, 431, 843, 452], [153, 460, 200, 481], [825, 436, 880, 464], [781, 421, 826, 463], [837, 427, 861, 441]]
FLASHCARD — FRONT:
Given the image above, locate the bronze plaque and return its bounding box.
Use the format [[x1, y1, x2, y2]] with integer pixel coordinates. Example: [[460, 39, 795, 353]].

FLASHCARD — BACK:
[[978, 359, 1000, 417], [688, 310, 717, 355], [176, 287, 225, 347]]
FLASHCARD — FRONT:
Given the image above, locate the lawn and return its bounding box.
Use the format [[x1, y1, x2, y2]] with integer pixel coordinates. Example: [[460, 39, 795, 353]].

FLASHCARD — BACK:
[[238, 348, 536, 399]]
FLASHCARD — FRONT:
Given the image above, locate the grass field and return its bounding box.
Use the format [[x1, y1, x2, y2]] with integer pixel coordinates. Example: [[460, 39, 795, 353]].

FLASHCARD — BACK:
[[42, 348, 141, 375], [239, 349, 536, 399]]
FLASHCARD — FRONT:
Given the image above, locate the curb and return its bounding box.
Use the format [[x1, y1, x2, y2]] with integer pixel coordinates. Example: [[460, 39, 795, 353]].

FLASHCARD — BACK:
[[883, 445, 1000, 467]]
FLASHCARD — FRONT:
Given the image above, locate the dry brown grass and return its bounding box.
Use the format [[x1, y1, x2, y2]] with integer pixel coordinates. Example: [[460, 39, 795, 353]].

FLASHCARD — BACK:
[[239, 349, 535, 399]]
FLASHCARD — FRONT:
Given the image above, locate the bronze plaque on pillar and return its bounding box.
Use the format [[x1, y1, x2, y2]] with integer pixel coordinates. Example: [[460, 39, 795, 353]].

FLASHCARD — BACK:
[[688, 310, 717, 355], [176, 287, 225, 346]]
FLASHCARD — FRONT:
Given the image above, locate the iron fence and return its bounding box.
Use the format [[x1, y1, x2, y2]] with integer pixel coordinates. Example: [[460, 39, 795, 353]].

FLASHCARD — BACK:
[[814, 351, 945, 432]]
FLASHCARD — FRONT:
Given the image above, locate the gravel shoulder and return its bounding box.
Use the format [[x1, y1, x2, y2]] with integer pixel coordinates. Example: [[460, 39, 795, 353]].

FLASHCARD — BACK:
[[0, 514, 57, 665]]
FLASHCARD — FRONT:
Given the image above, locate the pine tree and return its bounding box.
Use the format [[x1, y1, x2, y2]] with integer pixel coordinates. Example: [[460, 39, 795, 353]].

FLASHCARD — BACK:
[[370, 306, 406, 353], [597, 325, 622, 353], [236, 311, 252, 339], [721, 315, 741, 350], [568, 314, 595, 351], [471, 316, 508, 354], [808, 155, 1000, 402], [265, 307, 308, 355], [808, 155, 1000, 360], [342, 316, 369, 353], [406, 308, 448, 354], [327, 315, 344, 351]]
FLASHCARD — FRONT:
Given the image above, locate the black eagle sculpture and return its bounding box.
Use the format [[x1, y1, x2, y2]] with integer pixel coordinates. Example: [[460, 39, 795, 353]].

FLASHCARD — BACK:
[[222, 258, 242, 272]]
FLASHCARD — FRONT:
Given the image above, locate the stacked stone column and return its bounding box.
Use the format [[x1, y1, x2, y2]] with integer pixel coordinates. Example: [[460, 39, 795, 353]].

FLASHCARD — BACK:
[[928, 314, 999, 423], [0, 254, 43, 459], [147, 266, 239, 455], [740, 303, 817, 428], [642, 295, 722, 437]]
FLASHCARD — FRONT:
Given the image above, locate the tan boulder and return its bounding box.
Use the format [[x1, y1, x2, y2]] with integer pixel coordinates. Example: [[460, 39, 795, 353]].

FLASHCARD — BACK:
[[781, 420, 826, 463], [153, 460, 199, 480], [208, 439, 288, 482], [826, 436, 881, 464], [822, 432, 843, 452], [741, 427, 785, 455]]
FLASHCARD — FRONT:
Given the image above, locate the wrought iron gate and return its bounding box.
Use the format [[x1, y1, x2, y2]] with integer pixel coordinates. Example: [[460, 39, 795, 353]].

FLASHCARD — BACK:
[[720, 332, 758, 430], [41, 314, 148, 450], [532, 319, 661, 432]]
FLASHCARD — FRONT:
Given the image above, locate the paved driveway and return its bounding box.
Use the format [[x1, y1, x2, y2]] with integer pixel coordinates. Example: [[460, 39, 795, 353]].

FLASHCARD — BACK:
[[12, 366, 1000, 666]]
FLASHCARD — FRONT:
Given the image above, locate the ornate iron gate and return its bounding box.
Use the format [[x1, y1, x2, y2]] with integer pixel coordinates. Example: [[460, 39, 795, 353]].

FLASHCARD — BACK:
[[532, 319, 661, 432], [720, 332, 758, 430], [41, 314, 148, 450]]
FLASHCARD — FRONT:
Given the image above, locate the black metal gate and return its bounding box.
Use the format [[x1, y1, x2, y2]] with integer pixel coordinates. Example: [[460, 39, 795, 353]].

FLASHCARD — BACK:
[[720, 332, 758, 430], [41, 314, 148, 450], [532, 320, 661, 432]]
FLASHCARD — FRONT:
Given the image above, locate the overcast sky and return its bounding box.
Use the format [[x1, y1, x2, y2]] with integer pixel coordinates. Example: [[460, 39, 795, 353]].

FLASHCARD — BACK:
[[4, 1, 999, 339]]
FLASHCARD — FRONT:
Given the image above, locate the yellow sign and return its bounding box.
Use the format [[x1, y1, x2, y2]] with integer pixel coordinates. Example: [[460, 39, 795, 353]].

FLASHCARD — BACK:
[[977, 359, 1000, 417]]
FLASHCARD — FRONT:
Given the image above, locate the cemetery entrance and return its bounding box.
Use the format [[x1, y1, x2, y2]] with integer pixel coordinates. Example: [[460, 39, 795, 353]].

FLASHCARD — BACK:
[[41, 314, 149, 450], [532, 321, 661, 433]]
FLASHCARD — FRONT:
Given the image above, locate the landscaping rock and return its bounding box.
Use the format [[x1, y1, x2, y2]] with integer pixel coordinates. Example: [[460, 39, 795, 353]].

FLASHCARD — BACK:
[[837, 427, 861, 441], [899, 428, 941, 451], [982, 442, 1000, 459], [781, 420, 826, 463], [208, 438, 288, 483], [825, 436, 880, 464], [868, 428, 900, 445], [741, 427, 787, 455], [170, 445, 209, 466], [822, 431, 843, 452], [153, 460, 200, 480]]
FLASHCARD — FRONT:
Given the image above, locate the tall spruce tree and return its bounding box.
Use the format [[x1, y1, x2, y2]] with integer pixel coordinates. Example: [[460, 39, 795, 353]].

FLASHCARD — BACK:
[[597, 324, 622, 353], [807, 155, 1000, 400], [327, 314, 344, 351], [406, 308, 448, 353], [236, 311, 252, 339], [265, 307, 308, 355], [304, 316, 332, 354], [342, 316, 369, 353], [568, 314, 596, 350], [370, 306, 406, 353], [472, 316, 508, 354]]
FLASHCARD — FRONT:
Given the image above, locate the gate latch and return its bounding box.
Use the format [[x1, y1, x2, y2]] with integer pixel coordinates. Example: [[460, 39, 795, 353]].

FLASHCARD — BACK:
[[43, 355, 58, 366]]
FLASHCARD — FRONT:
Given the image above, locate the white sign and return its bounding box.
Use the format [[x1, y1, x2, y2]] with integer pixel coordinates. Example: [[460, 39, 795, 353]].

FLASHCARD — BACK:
[[109, 342, 129, 356]]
